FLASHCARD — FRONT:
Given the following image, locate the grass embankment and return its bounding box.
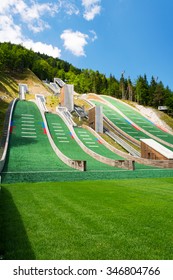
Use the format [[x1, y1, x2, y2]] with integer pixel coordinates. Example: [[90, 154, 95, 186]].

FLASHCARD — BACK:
[[0, 71, 18, 138], [74, 96, 92, 112], [123, 99, 173, 131], [159, 110, 173, 130], [0, 71, 18, 100], [11, 69, 52, 96], [0, 178, 173, 260], [0, 99, 9, 139], [46, 95, 60, 111], [0, 69, 52, 138], [99, 133, 128, 153]]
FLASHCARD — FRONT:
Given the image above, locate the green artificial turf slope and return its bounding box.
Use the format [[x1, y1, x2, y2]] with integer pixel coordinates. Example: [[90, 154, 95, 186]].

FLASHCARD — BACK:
[[0, 178, 173, 260]]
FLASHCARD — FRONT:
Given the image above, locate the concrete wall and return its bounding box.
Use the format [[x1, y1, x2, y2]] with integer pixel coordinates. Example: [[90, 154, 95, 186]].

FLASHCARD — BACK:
[[136, 157, 173, 168], [35, 94, 48, 112], [60, 84, 74, 112], [60, 87, 65, 106], [19, 86, 25, 100], [88, 106, 105, 133], [95, 106, 103, 133], [19, 84, 28, 100]]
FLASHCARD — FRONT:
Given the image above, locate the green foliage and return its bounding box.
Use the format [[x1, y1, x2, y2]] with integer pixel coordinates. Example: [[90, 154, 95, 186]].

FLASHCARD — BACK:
[[149, 76, 157, 106], [134, 75, 173, 111], [32, 59, 52, 80], [152, 81, 165, 107], [0, 42, 173, 112], [135, 75, 149, 105], [108, 74, 120, 97]]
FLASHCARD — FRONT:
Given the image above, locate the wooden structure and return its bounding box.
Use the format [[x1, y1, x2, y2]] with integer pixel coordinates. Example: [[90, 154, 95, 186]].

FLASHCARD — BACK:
[[88, 106, 103, 133], [141, 138, 173, 160]]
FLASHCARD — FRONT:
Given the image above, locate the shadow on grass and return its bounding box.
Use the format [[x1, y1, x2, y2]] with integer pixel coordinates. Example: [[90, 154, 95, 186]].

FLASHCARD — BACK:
[[0, 99, 9, 141], [0, 72, 18, 97], [0, 99, 9, 114], [0, 187, 35, 260], [11, 70, 29, 80], [0, 99, 8, 111]]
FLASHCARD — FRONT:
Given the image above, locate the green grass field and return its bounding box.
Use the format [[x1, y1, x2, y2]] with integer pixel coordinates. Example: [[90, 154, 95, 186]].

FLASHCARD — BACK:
[[0, 178, 173, 260]]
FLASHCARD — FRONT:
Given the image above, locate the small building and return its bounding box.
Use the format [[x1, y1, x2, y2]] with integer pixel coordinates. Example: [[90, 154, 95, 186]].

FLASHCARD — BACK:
[[140, 138, 173, 160], [54, 78, 65, 88], [19, 84, 28, 100]]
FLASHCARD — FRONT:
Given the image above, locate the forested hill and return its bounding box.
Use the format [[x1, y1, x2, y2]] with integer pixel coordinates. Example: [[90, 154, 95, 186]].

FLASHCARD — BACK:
[[0, 42, 173, 111]]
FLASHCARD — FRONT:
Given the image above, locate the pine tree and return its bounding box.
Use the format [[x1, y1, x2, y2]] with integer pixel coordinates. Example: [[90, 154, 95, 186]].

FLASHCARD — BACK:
[[149, 76, 157, 106], [119, 72, 125, 99], [127, 77, 133, 101], [153, 81, 166, 108], [135, 75, 149, 105]]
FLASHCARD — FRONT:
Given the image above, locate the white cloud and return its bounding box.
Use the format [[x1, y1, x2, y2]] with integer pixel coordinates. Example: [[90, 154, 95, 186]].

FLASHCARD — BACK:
[[90, 30, 98, 42], [83, 5, 101, 21], [0, 13, 61, 58], [82, 0, 101, 20], [0, 0, 61, 57], [0, 0, 14, 14], [0, 1, 99, 58], [0, 0, 59, 33], [16, 1, 52, 33], [0, 15, 23, 44], [23, 40, 61, 58], [62, 0, 80, 15], [27, 19, 50, 33], [60, 29, 89, 56], [82, 0, 100, 7]]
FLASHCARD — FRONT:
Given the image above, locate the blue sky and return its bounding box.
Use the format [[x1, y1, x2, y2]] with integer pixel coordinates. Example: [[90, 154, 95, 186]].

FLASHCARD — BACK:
[[0, 0, 173, 89]]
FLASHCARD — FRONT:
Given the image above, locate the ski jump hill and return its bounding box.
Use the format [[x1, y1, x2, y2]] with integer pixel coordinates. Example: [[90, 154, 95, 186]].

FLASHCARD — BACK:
[[1, 94, 173, 184]]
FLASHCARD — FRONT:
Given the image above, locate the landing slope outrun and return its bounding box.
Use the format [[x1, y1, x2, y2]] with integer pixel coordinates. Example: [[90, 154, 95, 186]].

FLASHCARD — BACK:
[[74, 127, 123, 160], [2, 100, 75, 182], [102, 95, 173, 145], [90, 99, 148, 141], [2, 100, 173, 182], [46, 113, 122, 171], [74, 127, 156, 170]]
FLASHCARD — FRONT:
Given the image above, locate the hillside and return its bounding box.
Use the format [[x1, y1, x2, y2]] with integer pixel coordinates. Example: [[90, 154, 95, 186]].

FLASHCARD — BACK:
[[0, 71, 17, 136], [0, 69, 52, 137], [134, 103, 173, 132], [1, 42, 173, 111], [1, 67, 173, 141], [123, 100, 173, 132], [0, 69, 52, 100]]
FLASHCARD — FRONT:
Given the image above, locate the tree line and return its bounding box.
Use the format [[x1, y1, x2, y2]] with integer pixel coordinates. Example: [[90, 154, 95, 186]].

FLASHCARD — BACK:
[[0, 42, 173, 111]]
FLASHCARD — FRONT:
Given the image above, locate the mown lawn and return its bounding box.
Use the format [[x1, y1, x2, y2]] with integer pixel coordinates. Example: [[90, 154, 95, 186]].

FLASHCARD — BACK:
[[0, 178, 173, 260]]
